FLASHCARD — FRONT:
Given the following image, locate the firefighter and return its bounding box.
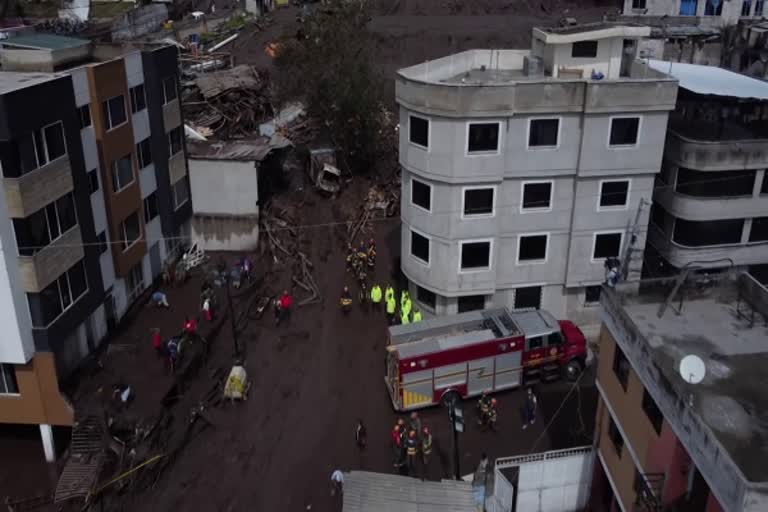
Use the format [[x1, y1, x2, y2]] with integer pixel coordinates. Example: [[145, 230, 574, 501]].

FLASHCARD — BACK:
[[355, 419, 367, 451], [367, 238, 376, 267], [386, 294, 397, 325], [359, 282, 369, 313], [385, 285, 395, 304], [340, 286, 353, 314], [402, 294, 413, 320], [356, 240, 368, 268], [421, 426, 433, 466], [409, 411, 422, 436], [345, 243, 355, 272], [412, 308, 423, 323], [391, 425, 403, 467], [400, 289, 408, 311], [370, 284, 383, 311], [400, 308, 410, 325], [406, 430, 419, 473], [485, 398, 498, 432], [477, 392, 491, 426]]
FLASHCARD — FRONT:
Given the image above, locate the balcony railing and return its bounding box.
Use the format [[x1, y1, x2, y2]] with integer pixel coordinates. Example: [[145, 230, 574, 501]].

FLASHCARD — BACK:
[[635, 472, 665, 512]]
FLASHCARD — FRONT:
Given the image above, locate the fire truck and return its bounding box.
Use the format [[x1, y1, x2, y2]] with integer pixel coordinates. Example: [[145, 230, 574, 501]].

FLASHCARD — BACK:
[[385, 307, 587, 411]]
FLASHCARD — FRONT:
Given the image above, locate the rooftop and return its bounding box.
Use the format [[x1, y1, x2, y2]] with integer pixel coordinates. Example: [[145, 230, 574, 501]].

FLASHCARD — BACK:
[[0, 71, 60, 94], [532, 22, 650, 42], [602, 273, 768, 487], [186, 134, 291, 161], [648, 59, 768, 100], [0, 34, 89, 51]]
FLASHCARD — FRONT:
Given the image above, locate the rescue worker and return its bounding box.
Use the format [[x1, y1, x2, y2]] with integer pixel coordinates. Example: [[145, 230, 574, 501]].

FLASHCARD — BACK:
[[340, 286, 353, 314], [477, 392, 491, 426], [367, 238, 376, 267], [385, 285, 395, 304], [202, 296, 213, 322], [184, 316, 197, 335], [409, 411, 422, 436], [486, 398, 498, 431], [386, 293, 397, 325], [370, 284, 383, 311], [400, 308, 410, 325], [355, 419, 367, 451], [359, 282, 369, 313], [277, 290, 293, 326], [391, 424, 403, 467], [400, 289, 408, 311], [406, 430, 419, 473], [412, 308, 423, 323], [346, 243, 355, 273], [421, 426, 433, 466], [152, 290, 170, 308], [402, 294, 413, 320], [356, 240, 368, 268]]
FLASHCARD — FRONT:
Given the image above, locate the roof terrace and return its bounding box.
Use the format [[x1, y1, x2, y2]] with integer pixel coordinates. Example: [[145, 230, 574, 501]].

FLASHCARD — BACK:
[[601, 273, 768, 511]]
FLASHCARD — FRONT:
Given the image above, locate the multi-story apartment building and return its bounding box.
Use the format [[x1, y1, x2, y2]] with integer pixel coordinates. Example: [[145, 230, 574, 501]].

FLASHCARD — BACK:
[[396, 23, 678, 333], [0, 35, 191, 460], [623, 0, 766, 23], [643, 60, 768, 282], [592, 273, 768, 512]]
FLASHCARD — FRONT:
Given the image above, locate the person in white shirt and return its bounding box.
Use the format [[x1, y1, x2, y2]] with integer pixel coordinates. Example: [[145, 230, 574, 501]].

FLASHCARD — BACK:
[[330, 470, 344, 496]]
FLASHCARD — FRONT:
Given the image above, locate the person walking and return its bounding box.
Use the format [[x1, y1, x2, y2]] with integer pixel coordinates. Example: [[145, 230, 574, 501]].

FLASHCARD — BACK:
[[355, 419, 367, 451], [523, 387, 537, 429], [277, 290, 293, 326], [340, 286, 353, 314], [330, 469, 344, 496], [406, 430, 419, 474], [152, 290, 170, 308], [421, 426, 433, 466], [370, 284, 383, 311]]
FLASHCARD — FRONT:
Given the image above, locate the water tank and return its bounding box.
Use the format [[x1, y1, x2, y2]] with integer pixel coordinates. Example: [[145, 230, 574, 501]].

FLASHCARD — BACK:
[[523, 56, 544, 77]]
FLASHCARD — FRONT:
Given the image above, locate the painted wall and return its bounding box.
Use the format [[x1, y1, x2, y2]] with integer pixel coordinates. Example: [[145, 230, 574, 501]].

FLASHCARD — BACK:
[[549, 38, 625, 80], [0, 353, 73, 425], [188, 159, 259, 216]]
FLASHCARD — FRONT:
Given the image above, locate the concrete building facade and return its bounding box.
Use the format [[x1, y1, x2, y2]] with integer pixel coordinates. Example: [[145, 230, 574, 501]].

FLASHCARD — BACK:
[[591, 273, 768, 512], [396, 24, 678, 334], [0, 36, 191, 460], [641, 61, 768, 280]]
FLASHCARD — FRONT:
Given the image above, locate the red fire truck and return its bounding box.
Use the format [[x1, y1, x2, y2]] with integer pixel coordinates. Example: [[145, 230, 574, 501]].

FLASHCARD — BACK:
[[385, 307, 587, 411]]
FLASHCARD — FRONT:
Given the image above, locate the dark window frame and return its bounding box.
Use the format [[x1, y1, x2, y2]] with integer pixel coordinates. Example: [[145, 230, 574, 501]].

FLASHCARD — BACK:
[[528, 118, 560, 148], [120, 212, 141, 252], [410, 230, 430, 264], [78, 104, 91, 129], [749, 217, 768, 243], [162, 76, 178, 105], [463, 187, 495, 217], [642, 388, 664, 435], [172, 175, 190, 209], [13, 192, 77, 256], [460, 240, 492, 270], [411, 178, 431, 212], [673, 218, 744, 247], [572, 40, 598, 58], [632, 0, 647, 8], [599, 180, 630, 209], [129, 84, 147, 114], [608, 417, 624, 457], [96, 231, 108, 254], [102, 95, 127, 131], [0, 363, 19, 394], [522, 181, 553, 211], [612, 344, 630, 391], [609, 117, 640, 147], [143, 192, 159, 223], [168, 127, 183, 157], [518, 234, 548, 263], [136, 138, 153, 169], [585, 285, 602, 304], [409, 115, 429, 149], [457, 295, 485, 313], [111, 154, 134, 193], [593, 232, 623, 260], [514, 286, 542, 310], [87, 169, 99, 194], [417, 286, 436, 310], [26, 260, 88, 328], [467, 122, 501, 154]]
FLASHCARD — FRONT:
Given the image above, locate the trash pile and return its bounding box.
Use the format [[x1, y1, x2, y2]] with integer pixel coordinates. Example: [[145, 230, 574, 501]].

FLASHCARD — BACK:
[[347, 173, 402, 243], [182, 65, 274, 140]]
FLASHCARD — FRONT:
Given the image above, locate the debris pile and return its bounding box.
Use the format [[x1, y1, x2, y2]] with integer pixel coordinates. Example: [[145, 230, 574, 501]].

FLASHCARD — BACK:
[[347, 173, 402, 243], [182, 65, 274, 139]]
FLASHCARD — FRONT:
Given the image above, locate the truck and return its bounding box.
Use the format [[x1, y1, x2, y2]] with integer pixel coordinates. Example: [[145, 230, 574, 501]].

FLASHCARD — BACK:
[[385, 307, 587, 411]]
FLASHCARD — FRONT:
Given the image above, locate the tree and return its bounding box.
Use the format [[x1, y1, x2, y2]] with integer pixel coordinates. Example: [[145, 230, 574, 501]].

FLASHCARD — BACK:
[[274, 0, 393, 174]]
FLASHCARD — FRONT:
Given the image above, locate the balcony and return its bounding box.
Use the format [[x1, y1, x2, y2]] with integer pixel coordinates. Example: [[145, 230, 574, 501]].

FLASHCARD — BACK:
[[654, 186, 768, 222], [17, 227, 84, 293], [162, 99, 181, 131], [168, 151, 186, 183], [664, 121, 768, 171], [3, 156, 73, 218]]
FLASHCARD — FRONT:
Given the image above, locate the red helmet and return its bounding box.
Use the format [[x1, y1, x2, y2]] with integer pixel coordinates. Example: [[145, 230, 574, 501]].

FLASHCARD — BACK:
[[409, 430, 416, 438], [491, 398, 497, 406], [422, 426, 430, 435]]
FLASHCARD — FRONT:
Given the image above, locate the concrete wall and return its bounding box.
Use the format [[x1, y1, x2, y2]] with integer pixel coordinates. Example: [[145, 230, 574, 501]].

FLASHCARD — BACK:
[[549, 38, 624, 80], [189, 159, 259, 216], [111, 4, 168, 42], [192, 215, 260, 252]]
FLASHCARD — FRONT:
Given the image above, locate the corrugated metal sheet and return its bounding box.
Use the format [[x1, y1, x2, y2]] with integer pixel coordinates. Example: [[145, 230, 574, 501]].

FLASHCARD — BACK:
[[342, 471, 476, 512], [647, 59, 768, 100]]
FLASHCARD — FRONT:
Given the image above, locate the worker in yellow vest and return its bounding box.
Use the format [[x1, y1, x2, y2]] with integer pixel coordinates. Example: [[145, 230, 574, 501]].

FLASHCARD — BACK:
[[412, 308, 422, 323], [386, 295, 397, 325], [400, 308, 410, 325], [370, 284, 383, 311], [400, 289, 409, 311], [385, 285, 394, 303], [402, 296, 412, 319]]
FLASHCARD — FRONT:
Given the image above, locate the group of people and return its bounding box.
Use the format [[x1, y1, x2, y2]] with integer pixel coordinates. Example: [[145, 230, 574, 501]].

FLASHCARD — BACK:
[[346, 239, 377, 276], [390, 411, 433, 475], [476, 388, 538, 431], [339, 283, 423, 325]]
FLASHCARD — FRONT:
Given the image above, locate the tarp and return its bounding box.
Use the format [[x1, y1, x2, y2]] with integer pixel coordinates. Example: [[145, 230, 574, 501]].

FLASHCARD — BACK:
[[647, 59, 768, 100]]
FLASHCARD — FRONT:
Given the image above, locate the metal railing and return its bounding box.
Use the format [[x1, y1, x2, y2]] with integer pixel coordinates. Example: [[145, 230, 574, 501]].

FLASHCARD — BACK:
[[495, 445, 593, 470]]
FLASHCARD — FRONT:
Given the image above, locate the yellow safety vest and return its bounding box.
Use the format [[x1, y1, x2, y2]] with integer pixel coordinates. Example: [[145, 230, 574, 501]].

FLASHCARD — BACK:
[[402, 299, 412, 316], [385, 287, 394, 302], [412, 310, 422, 322], [401, 311, 410, 324], [386, 297, 396, 314], [371, 285, 382, 303]]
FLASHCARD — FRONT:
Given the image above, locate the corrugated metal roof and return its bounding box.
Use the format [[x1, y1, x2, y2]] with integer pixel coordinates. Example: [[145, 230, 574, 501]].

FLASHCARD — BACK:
[[647, 60, 768, 100], [1, 34, 89, 50], [342, 471, 476, 512]]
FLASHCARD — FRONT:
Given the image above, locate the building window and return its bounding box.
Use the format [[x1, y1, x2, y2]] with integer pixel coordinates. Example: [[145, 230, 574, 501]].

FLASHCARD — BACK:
[[585, 285, 602, 304], [417, 286, 436, 310], [129, 84, 146, 114], [172, 175, 190, 209], [528, 118, 559, 148], [609, 117, 640, 146], [26, 260, 88, 328], [411, 179, 431, 212], [704, 0, 723, 15], [599, 180, 629, 209], [612, 344, 630, 391], [136, 138, 153, 169], [521, 181, 553, 211], [460, 241, 491, 270], [742, 0, 753, 16], [97, 231, 108, 254], [168, 127, 183, 157], [463, 187, 494, 217], [0, 364, 18, 394], [514, 286, 542, 310], [593, 233, 623, 260], [467, 122, 500, 154], [162, 76, 178, 105], [518, 234, 548, 263], [78, 104, 91, 129], [608, 417, 624, 457], [2, 121, 68, 177], [676, 168, 755, 197], [642, 389, 664, 435], [572, 40, 598, 58], [762, 174, 768, 195], [102, 95, 127, 130], [13, 192, 77, 256], [126, 262, 145, 303], [409, 115, 429, 148], [111, 155, 134, 193], [749, 217, 768, 242], [144, 192, 159, 223], [650, 203, 666, 230], [680, 0, 698, 15], [673, 218, 744, 247], [410, 230, 430, 264], [88, 169, 99, 194], [757, 0, 765, 16], [458, 295, 485, 313], [632, 0, 646, 8], [120, 212, 141, 251]]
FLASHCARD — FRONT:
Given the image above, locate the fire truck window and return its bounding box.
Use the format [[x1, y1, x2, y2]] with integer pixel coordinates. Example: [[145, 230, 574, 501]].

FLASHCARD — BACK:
[[527, 336, 544, 350], [547, 332, 564, 346]]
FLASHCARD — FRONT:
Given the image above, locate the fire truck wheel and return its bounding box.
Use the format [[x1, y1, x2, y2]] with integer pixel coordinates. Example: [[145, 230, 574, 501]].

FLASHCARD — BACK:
[[440, 390, 461, 408], [564, 359, 583, 381]]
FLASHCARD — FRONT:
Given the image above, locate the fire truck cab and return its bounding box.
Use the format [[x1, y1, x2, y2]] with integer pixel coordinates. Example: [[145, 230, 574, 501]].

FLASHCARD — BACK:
[[385, 307, 587, 411]]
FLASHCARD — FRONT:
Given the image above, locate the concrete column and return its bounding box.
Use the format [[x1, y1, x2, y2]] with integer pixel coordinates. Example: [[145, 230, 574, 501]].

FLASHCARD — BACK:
[[753, 170, 765, 197], [39, 424, 55, 463], [742, 219, 752, 244]]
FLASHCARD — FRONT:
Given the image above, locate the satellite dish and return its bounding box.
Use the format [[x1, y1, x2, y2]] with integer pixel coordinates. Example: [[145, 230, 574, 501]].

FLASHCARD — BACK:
[[680, 355, 706, 384]]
